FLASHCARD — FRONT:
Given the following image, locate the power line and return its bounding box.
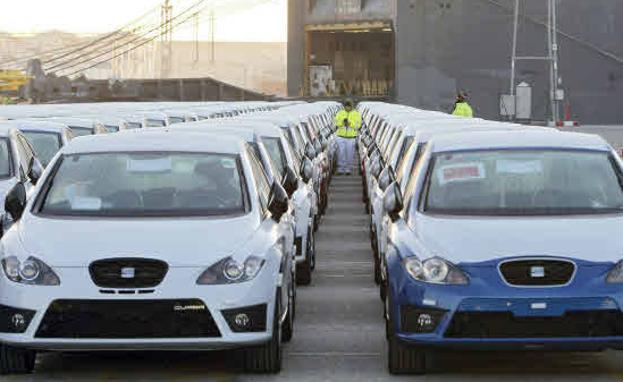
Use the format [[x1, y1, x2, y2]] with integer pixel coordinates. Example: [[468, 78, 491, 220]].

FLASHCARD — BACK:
[[64, 7, 205, 77], [49, 0, 206, 75]]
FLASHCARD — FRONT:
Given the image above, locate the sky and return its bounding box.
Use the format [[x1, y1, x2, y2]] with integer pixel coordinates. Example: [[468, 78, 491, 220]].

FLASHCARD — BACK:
[[0, 0, 287, 42]]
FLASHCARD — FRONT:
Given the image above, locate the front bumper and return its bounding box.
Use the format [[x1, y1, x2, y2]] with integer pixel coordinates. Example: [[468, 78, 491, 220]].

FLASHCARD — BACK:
[[0, 266, 278, 351], [388, 256, 623, 350]]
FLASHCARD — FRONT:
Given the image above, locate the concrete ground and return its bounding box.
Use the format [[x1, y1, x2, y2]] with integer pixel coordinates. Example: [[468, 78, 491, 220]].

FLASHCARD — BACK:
[[7, 173, 623, 381]]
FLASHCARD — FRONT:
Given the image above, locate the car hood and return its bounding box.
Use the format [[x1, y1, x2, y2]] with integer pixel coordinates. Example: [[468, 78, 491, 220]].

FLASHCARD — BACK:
[[17, 214, 258, 267], [414, 214, 623, 264]]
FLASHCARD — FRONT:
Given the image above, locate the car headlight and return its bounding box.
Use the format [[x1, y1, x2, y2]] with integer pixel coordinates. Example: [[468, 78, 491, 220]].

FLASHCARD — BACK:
[[196, 256, 265, 285], [1, 256, 60, 285], [606, 261, 623, 283], [404, 257, 468, 285]]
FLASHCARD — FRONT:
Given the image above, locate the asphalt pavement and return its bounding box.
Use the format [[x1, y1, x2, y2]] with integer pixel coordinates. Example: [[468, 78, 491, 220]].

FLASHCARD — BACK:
[[9, 169, 623, 381]]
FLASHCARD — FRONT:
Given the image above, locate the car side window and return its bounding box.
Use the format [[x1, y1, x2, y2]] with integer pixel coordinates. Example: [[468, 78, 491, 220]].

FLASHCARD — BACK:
[[246, 146, 271, 213]]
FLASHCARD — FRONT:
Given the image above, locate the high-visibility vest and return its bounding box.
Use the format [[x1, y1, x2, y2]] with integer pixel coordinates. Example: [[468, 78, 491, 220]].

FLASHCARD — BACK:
[[452, 102, 474, 118], [335, 109, 362, 138]]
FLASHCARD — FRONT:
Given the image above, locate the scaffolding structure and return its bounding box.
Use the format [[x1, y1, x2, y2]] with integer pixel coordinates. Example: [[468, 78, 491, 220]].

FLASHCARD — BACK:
[[509, 0, 561, 124]]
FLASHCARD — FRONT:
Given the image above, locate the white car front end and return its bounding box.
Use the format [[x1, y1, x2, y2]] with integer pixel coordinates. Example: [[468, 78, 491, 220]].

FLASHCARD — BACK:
[[0, 216, 283, 351]]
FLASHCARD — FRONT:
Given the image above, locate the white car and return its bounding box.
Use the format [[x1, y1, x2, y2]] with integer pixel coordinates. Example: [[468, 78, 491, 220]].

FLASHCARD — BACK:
[[0, 131, 295, 374], [7, 120, 75, 167], [0, 126, 44, 225], [39, 117, 108, 137], [201, 120, 318, 285]]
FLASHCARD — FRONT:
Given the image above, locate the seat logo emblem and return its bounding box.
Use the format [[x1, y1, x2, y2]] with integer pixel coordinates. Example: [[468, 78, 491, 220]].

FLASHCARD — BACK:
[[120, 267, 136, 279], [530, 266, 545, 278]]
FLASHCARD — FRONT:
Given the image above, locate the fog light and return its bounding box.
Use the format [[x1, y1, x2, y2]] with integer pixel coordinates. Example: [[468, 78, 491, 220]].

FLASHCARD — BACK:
[[0, 305, 35, 333], [400, 305, 447, 333], [234, 313, 250, 328], [417, 313, 433, 329], [12, 314, 25, 331], [222, 304, 267, 333]]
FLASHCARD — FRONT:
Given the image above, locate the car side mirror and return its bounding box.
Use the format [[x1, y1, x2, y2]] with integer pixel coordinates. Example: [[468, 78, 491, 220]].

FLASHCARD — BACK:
[[27, 157, 43, 185], [383, 182, 404, 222], [378, 165, 396, 192], [313, 139, 322, 154], [5, 182, 27, 222], [320, 137, 328, 151], [305, 142, 317, 159], [268, 181, 289, 222], [300, 158, 314, 183], [282, 167, 298, 198], [371, 156, 383, 180]]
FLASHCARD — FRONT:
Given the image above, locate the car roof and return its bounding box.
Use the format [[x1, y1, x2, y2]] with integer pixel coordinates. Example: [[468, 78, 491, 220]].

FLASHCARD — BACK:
[[40, 117, 98, 127], [1, 120, 69, 133], [166, 124, 258, 142], [429, 130, 612, 153], [62, 130, 245, 155], [0, 125, 15, 137]]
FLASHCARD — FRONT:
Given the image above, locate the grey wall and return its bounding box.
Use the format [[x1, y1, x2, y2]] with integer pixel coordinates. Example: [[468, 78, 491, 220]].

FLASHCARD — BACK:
[[395, 0, 623, 123], [289, 0, 623, 123]]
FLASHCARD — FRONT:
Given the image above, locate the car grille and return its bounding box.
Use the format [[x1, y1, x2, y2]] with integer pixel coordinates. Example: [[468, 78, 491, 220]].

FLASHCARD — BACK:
[[35, 299, 221, 339], [499, 259, 575, 286], [444, 310, 623, 338], [89, 258, 168, 288]]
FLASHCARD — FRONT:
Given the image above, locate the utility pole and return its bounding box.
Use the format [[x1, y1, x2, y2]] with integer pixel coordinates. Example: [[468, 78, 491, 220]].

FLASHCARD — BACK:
[[193, 12, 200, 65], [509, 0, 561, 125], [160, 0, 173, 78], [210, 10, 216, 64]]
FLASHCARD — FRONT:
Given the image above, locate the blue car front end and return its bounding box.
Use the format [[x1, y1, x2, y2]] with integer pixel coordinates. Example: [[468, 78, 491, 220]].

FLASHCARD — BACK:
[[387, 252, 623, 351]]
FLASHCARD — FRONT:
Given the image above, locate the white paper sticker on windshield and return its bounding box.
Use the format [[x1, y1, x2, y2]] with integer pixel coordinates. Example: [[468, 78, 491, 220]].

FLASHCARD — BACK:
[[439, 162, 485, 185], [221, 158, 236, 169], [496, 160, 543, 175], [126, 157, 172, 173], [70, 197, 102, 210]]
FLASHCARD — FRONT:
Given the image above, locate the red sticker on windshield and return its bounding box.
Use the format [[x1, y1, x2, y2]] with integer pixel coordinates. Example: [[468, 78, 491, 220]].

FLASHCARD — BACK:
[[439, 163, 485, 185]]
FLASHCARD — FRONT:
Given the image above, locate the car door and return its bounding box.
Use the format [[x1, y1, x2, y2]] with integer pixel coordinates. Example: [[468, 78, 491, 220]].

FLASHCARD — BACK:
[[246, 147, 294, 313]]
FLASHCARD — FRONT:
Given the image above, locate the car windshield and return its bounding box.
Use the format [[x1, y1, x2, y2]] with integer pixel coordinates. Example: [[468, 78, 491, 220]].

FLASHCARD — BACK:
[[22, 131, 62, 167], [69, 126, 93, 137], [424, 150, 623, 216], [104, 125, 120, 133], [147, 119, 166, 127], [127, 122, 142, 129], [169, 117, 185, 124], [263, 137, 287, 177], [39, 152, 246, 217], [0, 138, 12, 178]]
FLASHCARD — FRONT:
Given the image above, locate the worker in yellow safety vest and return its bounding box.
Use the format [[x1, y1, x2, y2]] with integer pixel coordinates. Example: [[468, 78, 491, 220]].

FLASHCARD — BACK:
[[334, 99, 362, 175], [452, 93, 474, 118]]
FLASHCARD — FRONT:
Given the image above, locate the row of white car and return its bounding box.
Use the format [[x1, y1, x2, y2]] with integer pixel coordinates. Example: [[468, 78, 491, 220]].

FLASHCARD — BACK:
[[0, 101, 340, 374], [356, 102, 623, 374]]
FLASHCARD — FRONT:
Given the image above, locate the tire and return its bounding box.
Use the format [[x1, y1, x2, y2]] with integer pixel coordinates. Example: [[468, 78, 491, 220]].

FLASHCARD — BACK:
[[0, 344, 36, 375], [386, 291, 426, 375], [374, 254, 382, 286], [307, 227, 316, 271], [296, 255, 312, 286], [282, 284, 295, 343], [241, 296, 282, 373]]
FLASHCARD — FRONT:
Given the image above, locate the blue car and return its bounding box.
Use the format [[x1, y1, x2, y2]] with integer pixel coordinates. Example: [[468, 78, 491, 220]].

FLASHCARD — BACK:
[[383, 130, 623, 374]]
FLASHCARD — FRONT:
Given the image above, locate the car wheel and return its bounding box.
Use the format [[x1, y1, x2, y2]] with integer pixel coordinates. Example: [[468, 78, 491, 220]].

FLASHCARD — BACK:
[[282, 285, 295, 343], [241, 295, 283, 373], [386, 291, 426, 375], [307, 227, 316, 271], [0, 344, 36, 375], [296, 255, 312, 286]]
